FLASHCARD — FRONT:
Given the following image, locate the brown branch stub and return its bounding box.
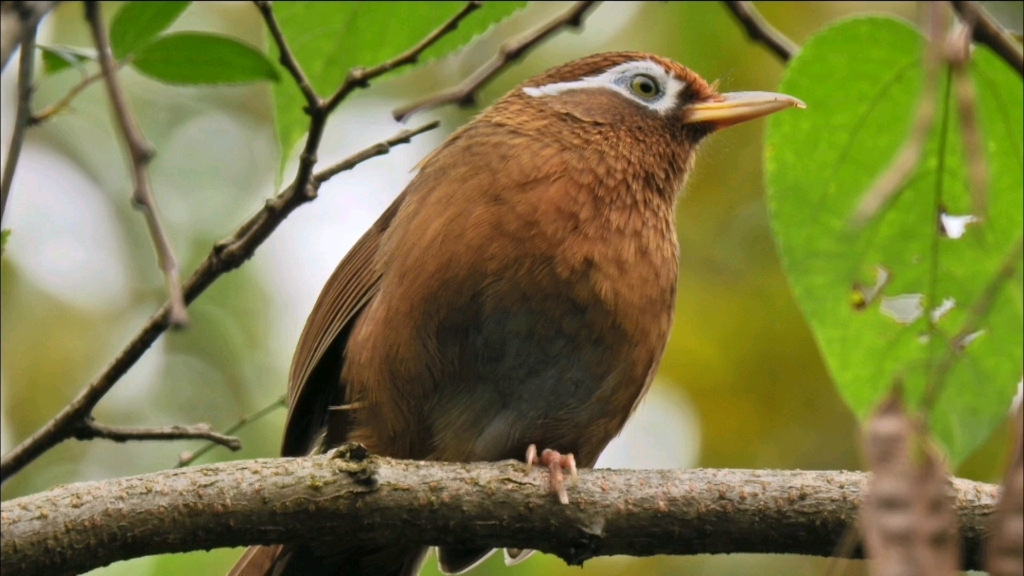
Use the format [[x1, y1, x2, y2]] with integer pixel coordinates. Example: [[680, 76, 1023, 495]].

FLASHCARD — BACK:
[[71, 419, 242, 451], [85, 1, 189, 328], [0, 12, 37, 225], [0, 122, 438, 484], [0, 457, 999, 576], [722, 1, 798, 62], [950, 0, 1024, 77], [392, 1, 599, 122]]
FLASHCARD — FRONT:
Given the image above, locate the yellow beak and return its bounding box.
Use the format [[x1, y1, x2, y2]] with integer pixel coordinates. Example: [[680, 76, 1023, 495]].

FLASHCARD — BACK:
[[683, 91, 805, 129]]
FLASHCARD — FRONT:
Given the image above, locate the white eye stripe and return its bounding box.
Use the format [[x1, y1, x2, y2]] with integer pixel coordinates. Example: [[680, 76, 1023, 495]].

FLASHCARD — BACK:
[[522, 60, 686, 114]]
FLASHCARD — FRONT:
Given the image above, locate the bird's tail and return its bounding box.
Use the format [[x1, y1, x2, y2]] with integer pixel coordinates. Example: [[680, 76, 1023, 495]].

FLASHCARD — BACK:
[[228, 544, 428, 576]]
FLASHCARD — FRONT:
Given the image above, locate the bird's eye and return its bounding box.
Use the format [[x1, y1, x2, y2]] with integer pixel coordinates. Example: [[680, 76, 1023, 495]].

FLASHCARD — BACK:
[[628, 74, 660, 99]]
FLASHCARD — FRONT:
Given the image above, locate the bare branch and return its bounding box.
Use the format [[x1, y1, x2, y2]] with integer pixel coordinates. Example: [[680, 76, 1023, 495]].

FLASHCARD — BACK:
[[72, 419, 241, 451], [0, 454, 999, 576], [852, 2, 946, 227], [85, 1, 188, 327], [0, 1, 57, 71], [393, 1, 599, 122], [29, 67, 106, 125], [176, 395, 286, 467], [0, 14, 37, 224], [950, 0, 1024, 77], [0, 121, 438, 483], [253, 0, 319, 108], [722, 1, 798, 62]]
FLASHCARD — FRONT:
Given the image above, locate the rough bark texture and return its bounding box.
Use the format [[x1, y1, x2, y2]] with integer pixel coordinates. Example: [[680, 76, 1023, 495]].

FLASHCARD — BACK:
[[1, 447, 998, 576]]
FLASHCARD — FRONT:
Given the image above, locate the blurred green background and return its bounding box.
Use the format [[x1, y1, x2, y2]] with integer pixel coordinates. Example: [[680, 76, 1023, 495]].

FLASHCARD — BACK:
[[0, 2, 1019, 575]]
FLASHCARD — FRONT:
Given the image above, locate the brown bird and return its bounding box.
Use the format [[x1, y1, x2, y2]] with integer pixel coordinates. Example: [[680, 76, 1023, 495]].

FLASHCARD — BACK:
[[231, 51, 803, 576]]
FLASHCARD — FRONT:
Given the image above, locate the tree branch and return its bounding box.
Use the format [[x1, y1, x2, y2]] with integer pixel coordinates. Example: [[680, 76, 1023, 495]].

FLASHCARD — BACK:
[[0, 11, 36, 224], [0, 453, 998, 576], [0, 121, 438, 483], [722, 1, 798, 62], [392, 0, 599, 122], [949, 0, 1023, 77], [85, 1, 188, 327], [71, 419, 241, 451]]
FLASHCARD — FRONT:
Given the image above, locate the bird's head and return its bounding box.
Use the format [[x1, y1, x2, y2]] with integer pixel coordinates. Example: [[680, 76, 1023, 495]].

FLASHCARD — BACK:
[[477, 52, 804, 196]]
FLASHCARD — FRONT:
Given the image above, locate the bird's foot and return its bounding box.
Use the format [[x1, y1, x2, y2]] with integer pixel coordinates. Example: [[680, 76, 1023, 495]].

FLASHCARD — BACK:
[[524, 444, 577, 505]]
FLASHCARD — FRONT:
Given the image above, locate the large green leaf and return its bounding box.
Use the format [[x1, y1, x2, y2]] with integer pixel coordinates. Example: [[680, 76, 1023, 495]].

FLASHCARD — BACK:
[[131, 33, 280, 85], [270, 1, 526, 174], [110, 1, 191, 59], [765, 16, 1023, 465]]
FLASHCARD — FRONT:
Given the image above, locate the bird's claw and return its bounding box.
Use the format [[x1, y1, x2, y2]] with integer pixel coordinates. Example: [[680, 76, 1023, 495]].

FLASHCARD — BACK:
[[524, 444, 577, 505]]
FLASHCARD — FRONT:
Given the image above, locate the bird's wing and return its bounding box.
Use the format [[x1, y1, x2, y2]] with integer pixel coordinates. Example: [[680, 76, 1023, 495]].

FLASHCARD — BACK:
[[281, 192, 406, 456]]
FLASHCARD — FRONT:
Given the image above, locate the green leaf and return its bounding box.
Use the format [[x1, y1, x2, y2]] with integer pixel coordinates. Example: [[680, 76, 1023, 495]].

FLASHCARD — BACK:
[[765, 16, 1023, 465], [38, 45, 95, 76], [270, 1, 526, 175], [110, 1, 191, 59], [131, 33, 280, 85], [1, 229, 9, 255]]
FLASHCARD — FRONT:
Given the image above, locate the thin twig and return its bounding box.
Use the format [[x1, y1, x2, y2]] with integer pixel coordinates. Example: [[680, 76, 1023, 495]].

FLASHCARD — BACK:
[[0, 121, 438, 483], [252, 0, 318, 109], [85, 1, 188, 327], [73, 419, 242, 451], [722, 1, 798, 62], [950, 0, 1023, 77], [393, 0, 599, 122], [29, 66, 107, 126], [323, 0, 483, 113], [922, 235, 1024, 410], [852, 2, 946, 227], [0, 17, 37, 224], [176, 395, 286, 467]]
